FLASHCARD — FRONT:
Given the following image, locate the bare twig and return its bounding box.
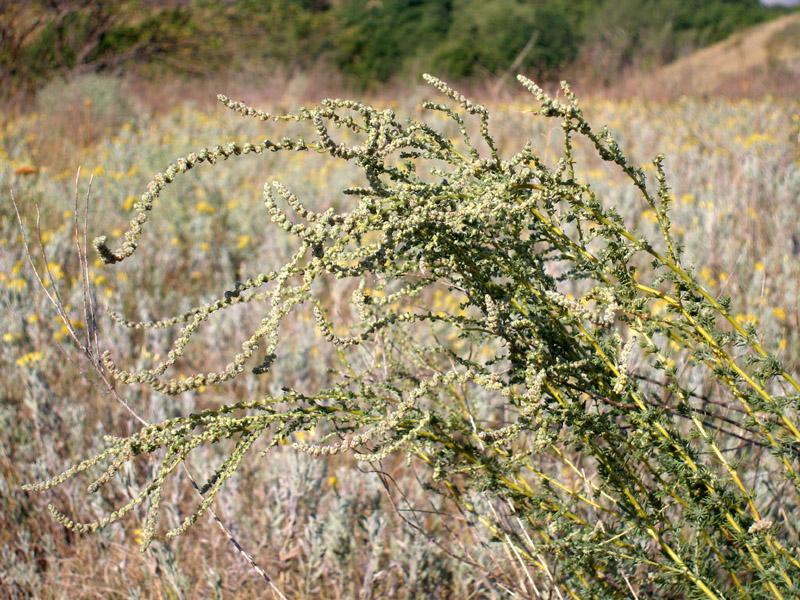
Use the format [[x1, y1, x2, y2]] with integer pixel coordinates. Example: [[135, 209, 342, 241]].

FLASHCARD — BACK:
[[493, 30, 540, 96], [11, 174, 288, 600], [369, 463, 524, 595]]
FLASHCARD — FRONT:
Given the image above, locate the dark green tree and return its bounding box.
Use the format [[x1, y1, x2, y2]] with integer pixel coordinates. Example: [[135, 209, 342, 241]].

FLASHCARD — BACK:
[[331, 0, 453, 88], [435, 1, 578, 79]]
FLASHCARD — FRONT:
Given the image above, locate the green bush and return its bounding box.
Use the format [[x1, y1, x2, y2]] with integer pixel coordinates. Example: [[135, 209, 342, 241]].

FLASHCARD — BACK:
[[23, 76, 800, 598], [1, 1, 198, 97], [331, 0, 453, 87], [435, 2, 578, 79]]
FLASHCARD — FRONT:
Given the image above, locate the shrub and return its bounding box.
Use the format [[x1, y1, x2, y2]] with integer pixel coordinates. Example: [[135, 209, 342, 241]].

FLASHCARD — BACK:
[[0, 0, 198, 97], [435, 2, 578, 79], [331, 0, 453, 87], [21, 75, 800, 598]]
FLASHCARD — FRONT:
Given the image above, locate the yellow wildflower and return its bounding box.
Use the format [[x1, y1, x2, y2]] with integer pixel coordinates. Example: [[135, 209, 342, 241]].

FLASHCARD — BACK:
[[8, 278, 28, 291], [195, 201, 215, 214], [48, 263, 64, 280], [16, 352, 43, 367], [735, 314, 759, 326]]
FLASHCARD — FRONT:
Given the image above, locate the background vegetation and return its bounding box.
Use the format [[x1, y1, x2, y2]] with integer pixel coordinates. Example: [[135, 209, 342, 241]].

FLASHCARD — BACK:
[[1, 0, 797, 97]]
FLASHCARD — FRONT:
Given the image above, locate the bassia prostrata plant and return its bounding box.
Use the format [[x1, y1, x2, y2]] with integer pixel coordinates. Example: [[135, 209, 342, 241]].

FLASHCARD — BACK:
[[22, 75, 800, 599]]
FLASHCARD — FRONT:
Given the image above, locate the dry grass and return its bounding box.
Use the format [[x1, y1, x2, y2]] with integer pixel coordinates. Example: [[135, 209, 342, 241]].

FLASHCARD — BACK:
[[613, 12, 800, 99]]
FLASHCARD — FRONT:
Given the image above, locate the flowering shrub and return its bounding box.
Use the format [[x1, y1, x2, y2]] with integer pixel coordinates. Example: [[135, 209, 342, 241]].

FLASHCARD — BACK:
[[24, 75, 800, 598]]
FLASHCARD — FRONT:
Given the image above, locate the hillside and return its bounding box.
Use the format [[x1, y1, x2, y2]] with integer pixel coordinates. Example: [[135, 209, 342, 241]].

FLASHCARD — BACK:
[[632, 12, 800, 97]]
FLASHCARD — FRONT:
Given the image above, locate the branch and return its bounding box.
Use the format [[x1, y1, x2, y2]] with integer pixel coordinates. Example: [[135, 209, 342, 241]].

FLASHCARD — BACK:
[[11, 172, 288, 600]]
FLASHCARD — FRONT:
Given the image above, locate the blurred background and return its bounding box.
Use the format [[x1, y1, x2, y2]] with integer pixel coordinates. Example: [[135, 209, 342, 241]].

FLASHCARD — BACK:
[[1, 0, 800, 103], [2, 2, 800, 599]]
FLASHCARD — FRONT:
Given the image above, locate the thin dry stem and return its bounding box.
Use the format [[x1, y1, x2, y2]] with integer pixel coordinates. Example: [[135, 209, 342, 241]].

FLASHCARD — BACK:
[[10, 175, 288, 600]]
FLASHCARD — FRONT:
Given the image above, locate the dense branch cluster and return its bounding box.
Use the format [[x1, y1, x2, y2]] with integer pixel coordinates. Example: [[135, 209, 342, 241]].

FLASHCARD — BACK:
[[27, 75, 800, 599]]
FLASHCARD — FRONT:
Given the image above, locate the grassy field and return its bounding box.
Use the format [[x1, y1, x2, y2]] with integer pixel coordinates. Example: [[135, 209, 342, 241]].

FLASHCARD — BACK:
[[1, 73, 800, 598]]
